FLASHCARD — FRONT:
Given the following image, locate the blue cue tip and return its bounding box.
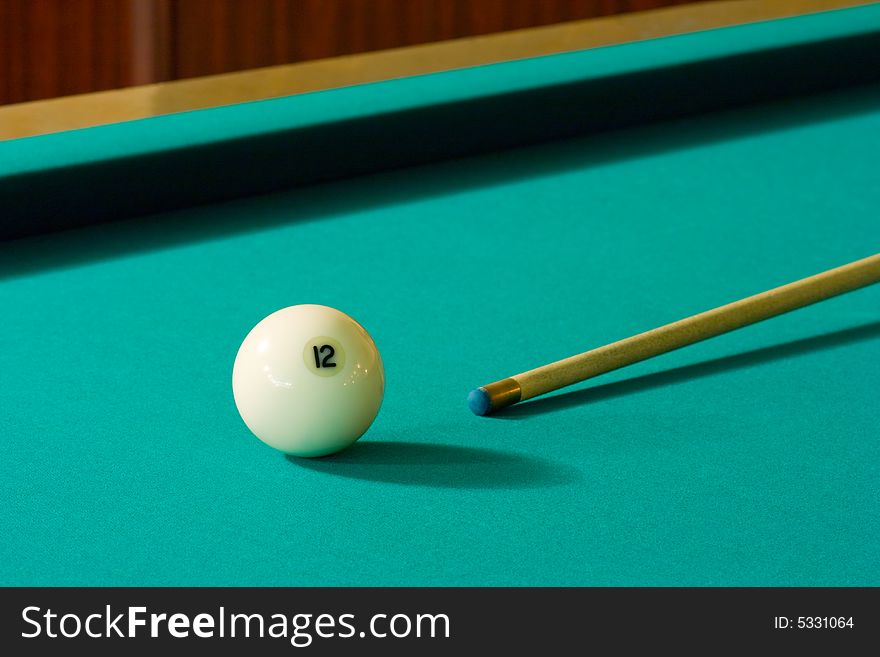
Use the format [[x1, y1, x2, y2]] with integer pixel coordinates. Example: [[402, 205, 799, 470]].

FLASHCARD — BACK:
[[467, 388, 491, 416]]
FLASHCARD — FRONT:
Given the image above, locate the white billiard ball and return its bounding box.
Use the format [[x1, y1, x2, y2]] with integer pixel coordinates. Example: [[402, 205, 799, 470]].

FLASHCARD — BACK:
[[232, 305, 384, 457]]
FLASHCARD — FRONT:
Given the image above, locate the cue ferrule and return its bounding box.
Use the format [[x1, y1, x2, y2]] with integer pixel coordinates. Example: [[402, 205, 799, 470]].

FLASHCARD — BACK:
[[474, 379, 522, 415]]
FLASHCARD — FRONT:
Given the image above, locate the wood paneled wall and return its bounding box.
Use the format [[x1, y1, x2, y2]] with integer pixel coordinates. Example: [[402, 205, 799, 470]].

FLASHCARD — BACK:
[[1, 0, 137, 104], [169, 0, 693, 78], [0, 0, 695, 105]]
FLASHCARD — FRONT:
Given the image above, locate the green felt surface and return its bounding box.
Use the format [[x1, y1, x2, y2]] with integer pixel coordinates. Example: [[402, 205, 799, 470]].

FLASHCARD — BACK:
[[1, 7, 879, 587]]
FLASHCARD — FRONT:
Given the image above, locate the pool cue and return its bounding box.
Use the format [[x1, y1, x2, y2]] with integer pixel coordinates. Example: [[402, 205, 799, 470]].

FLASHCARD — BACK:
[[468, 252, 880, 415]]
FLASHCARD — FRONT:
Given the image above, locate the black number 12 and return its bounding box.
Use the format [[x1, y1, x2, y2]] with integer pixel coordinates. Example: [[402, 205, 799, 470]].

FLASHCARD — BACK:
[[313, 344, 336, 368]]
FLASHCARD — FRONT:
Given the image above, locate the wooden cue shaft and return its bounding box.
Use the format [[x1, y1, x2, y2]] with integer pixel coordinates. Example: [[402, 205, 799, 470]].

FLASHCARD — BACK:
[[475, 253, 880, 414]]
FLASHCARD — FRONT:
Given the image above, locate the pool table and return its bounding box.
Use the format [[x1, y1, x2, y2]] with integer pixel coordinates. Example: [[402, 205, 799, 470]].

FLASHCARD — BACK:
[[1, 4, 878, 587]]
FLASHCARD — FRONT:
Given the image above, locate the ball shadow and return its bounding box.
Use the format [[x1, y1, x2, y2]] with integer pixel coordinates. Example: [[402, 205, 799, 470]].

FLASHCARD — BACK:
[[287, 441, 579, 490]]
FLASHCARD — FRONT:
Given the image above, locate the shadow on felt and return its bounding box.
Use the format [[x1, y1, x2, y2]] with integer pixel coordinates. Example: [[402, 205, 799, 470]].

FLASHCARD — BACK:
[[286, 441, 580, 490], [3, 82, 880, 280]]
